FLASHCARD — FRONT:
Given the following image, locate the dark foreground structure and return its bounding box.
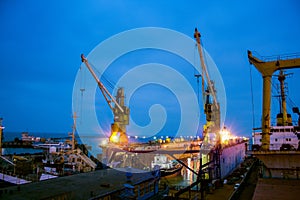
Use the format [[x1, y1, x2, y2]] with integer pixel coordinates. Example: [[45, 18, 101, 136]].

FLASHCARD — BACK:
[[252, 178, 300, 200], [0, 168, 164, 200]]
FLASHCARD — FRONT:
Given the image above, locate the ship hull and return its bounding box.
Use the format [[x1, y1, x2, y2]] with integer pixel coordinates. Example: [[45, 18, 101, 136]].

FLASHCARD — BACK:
[[160, 165, 183, 178]]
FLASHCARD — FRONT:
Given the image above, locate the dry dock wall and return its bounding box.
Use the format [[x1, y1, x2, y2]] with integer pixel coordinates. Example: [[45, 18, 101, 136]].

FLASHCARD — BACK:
[[220, 142, 246, 178]]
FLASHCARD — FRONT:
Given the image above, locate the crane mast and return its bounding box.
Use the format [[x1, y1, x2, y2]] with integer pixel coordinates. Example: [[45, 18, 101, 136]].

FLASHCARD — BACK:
[[194, 28, 222, 181], [194, 28, 221, 144], [81, 54, 130, 145]]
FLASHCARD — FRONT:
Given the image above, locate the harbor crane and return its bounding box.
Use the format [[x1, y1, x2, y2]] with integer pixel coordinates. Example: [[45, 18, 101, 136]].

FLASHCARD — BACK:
[[194, 28, 222, 181], [194, 28, 221, 146], [81, 54, 130, 145], [248, 51, 300, 150]]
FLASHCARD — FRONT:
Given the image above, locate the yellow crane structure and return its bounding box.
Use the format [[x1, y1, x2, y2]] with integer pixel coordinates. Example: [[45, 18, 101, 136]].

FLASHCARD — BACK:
[[81, 54, 130, 145], [274, 70, 293, 126], [194, 28, 222, 181], [194, 28, 221, 145], [248, 51, 300, 150]]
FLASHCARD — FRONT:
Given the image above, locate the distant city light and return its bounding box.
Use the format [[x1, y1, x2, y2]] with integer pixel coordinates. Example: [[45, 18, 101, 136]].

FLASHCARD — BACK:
[[101, 139, 108, 146]]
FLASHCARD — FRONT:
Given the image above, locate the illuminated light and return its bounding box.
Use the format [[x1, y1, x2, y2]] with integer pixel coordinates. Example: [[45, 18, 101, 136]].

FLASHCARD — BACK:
[[219, 128, 237, 144], [166, 136, 169, 138], [187, 158, 191, 181], [135, 136, 138, 139], [242, 136, 249, 140], [101, 139, 108, 146], [153, 136, 157, 140], [161, 136, 163, 138], [128, 135, 131, 138], [110, 133, 119, 143], [142, 136, 146, 139]]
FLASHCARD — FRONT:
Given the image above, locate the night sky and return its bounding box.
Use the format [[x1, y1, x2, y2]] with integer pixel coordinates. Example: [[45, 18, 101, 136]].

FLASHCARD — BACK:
[[1, 0, 300, 139]]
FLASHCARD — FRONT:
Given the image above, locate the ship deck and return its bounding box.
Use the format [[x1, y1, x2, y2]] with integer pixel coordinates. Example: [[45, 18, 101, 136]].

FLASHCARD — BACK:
[[252, 178, 300, 200]]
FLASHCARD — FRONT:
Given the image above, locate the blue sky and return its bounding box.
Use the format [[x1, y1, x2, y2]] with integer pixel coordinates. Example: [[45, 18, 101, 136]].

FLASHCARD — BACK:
[[1, 0, 300, 138]]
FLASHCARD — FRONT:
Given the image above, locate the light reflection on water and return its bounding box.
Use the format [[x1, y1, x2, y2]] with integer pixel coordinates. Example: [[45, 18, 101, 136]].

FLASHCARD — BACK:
[[161, 158, 201, 189]]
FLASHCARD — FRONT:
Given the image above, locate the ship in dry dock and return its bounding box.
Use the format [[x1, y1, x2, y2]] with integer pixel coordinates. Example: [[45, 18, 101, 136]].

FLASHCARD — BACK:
[[89, 28, 249, 198]]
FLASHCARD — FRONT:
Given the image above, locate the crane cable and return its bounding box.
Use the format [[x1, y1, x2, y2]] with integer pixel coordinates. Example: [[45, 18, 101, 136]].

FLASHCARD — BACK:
[[193, 43, 210, 109], [249, 64, 256, 131], [193, 44, 200, 105], [89, 62, 117, 91]]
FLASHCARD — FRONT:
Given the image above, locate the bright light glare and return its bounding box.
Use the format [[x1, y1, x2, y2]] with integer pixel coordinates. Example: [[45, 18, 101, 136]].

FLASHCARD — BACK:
[[110, 133, 120, 143], [101, 139, 108, 146], [220, 129, 234, 144]]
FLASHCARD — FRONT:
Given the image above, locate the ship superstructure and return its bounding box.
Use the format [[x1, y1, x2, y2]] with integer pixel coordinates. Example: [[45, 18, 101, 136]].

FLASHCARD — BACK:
[[253, 126, 299, 151]]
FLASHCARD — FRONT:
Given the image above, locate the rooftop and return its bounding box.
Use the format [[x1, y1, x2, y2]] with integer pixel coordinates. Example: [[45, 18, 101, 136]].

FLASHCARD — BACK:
[[1, 168, 154, 200]]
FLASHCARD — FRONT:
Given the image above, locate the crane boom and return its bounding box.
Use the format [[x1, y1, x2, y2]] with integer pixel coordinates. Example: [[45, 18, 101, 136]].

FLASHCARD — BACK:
[[80, 54, 129, 145], [194, 28, 222, 181], [81, 54, 124, 113], [194, 28, 221, 135], [194, 28, 219, 110]]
